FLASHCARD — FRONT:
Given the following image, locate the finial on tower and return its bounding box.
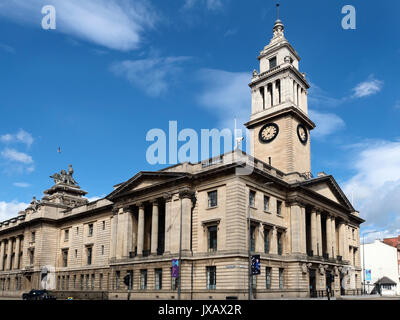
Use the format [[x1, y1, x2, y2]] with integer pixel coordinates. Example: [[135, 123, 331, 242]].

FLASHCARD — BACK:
[[276, 3, 280, 20]]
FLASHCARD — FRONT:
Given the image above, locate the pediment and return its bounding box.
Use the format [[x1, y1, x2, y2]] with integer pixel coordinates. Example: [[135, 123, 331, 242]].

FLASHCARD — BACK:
[[107, 171, 189, 200], [300, 175, 354, 211]]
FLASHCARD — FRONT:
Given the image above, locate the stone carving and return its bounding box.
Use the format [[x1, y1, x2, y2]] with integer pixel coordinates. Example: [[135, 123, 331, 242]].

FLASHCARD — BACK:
[[252, 69, 258, 78], [28, 196, 40, 211], [318, 264, 327, 275], [50, 165, 78, 186], [301, 263, 313, 274]]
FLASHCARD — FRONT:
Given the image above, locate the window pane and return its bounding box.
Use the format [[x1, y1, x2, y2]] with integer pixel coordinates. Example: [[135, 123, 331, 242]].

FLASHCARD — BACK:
[[269, 57, 277, 69], [264, 196, 270, 211], [208, 191, 218, 208], [249, 191, 256, 207], [207, 266, 216, 290], [264, 230, 270, 253], [208, 226, 218, 252]]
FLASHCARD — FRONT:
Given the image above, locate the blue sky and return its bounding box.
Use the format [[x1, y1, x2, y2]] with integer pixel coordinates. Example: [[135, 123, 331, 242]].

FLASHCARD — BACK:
[[0, 0, 399, 239]]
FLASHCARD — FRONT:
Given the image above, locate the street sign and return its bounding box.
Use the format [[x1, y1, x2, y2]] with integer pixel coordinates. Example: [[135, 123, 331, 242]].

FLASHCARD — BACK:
[[251, 255, 261, 275], [365, 269, 371, 282], [172, 259, 179, 278]]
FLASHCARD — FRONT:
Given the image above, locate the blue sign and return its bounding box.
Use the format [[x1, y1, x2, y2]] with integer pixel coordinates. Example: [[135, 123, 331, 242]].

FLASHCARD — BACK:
[[172, 259, 179, 278], [365, 269, 371, 282], [251, 255, 261, 275]]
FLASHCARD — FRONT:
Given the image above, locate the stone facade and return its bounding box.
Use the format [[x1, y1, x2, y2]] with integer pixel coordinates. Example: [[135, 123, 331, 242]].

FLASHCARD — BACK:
[[0, 17, 364, 300]]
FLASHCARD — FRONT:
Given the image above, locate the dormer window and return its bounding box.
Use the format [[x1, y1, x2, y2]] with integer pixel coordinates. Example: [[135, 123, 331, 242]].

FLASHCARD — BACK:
[[269, 56, 277, 69]]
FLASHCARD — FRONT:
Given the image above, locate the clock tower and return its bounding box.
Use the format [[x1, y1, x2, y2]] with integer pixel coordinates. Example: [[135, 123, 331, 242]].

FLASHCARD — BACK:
[[245, 12, 315, 175]]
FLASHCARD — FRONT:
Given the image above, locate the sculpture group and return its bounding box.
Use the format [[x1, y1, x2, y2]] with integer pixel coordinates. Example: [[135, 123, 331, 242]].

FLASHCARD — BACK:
[[50, 165, 78, 186]]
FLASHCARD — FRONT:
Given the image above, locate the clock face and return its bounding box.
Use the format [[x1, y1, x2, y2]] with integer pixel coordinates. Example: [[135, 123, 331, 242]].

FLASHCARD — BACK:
[[297, 124, 308, 144], [259, 123, 279, 143]]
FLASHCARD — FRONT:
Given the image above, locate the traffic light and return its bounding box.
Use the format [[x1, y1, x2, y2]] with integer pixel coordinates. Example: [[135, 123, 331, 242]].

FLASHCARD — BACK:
[[251, 255, 261, 275]]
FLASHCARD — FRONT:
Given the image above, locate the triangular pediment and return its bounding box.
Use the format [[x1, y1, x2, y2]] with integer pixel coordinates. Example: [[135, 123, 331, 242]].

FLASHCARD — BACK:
[[300, 175, 354, 211], [106, 171, 189, 200]]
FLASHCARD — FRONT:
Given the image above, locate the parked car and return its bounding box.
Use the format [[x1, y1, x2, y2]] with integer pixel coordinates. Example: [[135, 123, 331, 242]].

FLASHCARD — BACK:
[[22, 290, 56, 300]]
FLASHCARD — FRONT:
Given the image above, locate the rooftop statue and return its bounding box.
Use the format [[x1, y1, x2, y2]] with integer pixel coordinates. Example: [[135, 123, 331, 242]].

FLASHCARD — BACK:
[[50, 164, 78, 186]]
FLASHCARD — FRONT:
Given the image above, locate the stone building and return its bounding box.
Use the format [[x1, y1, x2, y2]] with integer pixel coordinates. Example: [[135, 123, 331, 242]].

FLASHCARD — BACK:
[[0, 16, 363, 300]]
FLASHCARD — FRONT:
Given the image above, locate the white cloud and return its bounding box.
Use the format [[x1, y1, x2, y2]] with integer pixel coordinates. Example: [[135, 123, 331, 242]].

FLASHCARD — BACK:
[[309, 109, 345, 139], [196, 69, 251, 130], [110, 56, 191, 97], [13, 182, 31, 188], [343, 140, 400, 234], [0, 201, 28, 221], [394, 100, 400, 109], [0, 0, 158, 52], [183, 0, 224, 11], [0, 43, 15, 54], [1, 129, 34, 147], [1, 148, 33, 164], [308, 82, 346, 108], [352, 75, 383, 98]]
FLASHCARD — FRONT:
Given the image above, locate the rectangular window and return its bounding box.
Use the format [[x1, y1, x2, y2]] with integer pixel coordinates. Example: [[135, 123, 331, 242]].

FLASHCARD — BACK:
[[277, 232, 283, 255], [80, 275, 84, 290], [115, 271, 120, 290], [264, 196, 270, 212], [277, 200, 282, 215], [208, 226, 218, 252], [85, 274, 89, 290], [279, 268, 284, 289], [88, 224, 94, 237], [29, 249, 34, 265], [206, 266, 216, 290], [99, 274, 103, 290], [31, 231, 35, 243], [249, 190, 256, 207], [126, 270, 133, 290], [91, 274, 95, 290], [171, 268, 178, 291], [66, 276, 69, 290], [102, 221, 106, 230], [250, 226, 256, 252], [266, 267, 272, 289], [62, 249, 68, 267], [87, 247, 93, 266], [57, 276, 60, 290], [155, 269, 163, 290], [76, 227, 79, 235], [269, 56, 277, 69], [64, 229, 69, 241], [101, 245, 105, 255], [73, 275, 76, 289], [208, 190, 218, 208], [75, 249, 78, 259], [264, 229, 270, 253], [140, 270, 147, 290]]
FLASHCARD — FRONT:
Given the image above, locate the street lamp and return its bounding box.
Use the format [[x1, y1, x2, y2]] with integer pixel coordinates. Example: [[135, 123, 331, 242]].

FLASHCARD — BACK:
[[362, 230, 380, 295]]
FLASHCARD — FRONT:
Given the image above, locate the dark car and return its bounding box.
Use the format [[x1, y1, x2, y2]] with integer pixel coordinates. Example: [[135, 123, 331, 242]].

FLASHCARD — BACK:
[[22, 289, 56, 300]]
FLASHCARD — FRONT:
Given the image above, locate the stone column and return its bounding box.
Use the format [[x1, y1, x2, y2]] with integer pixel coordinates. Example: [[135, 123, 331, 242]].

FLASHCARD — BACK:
[[300, 205, 307, 253], [270, 226, 278, 254], [164, 194, 172, 254], [180, 190, 194, 253], [311, 209, 317, 256], [0, 240, 4, 271], [290, 203, 306, 254], [151, 201, 159, 255], [338, 223, 345, 257], [316, 211, 322, 256], [303, 91, 308, 114], [273, 81, 279, 106], [14, 236, 21, 270], [263, 85, 269, 109], [326, 215, 332, 258], [137, 204, 145, 257], [331, 217, 337, 258], [122, 207, 133, 258], [115, 208, 124, 259], [6, 238, 13, 270], [110, 211, 118, 259]]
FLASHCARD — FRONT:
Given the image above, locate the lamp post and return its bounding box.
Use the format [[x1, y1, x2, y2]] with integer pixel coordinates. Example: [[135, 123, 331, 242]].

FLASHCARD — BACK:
[[248, 181, 274, 300], [362, 230, 379, 295]]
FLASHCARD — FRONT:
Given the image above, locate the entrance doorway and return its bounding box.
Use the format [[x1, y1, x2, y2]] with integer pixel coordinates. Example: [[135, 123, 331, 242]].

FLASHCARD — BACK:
[[309, 269, 316, 297], [326, 271, 333, 297]]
